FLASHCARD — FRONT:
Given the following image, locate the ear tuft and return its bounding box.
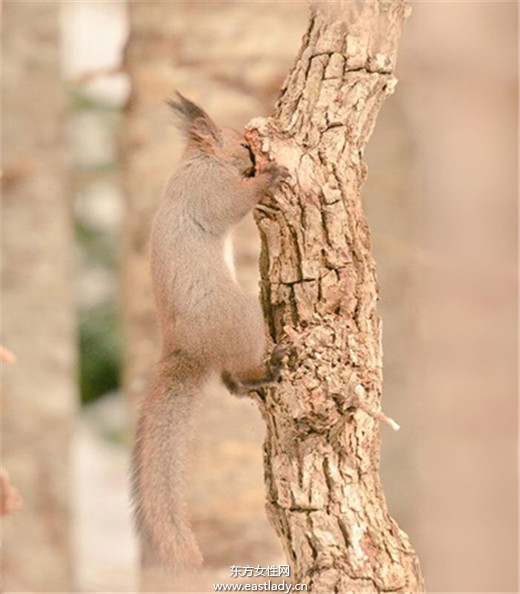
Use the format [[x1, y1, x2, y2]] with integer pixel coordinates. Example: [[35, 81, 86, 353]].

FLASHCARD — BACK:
[[166, 92, 206, 123], [166, 92, 222, 147]]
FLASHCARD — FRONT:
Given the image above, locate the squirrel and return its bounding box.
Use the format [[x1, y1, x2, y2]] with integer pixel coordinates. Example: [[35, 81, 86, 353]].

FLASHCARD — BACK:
[[131, 93, 289, 570]]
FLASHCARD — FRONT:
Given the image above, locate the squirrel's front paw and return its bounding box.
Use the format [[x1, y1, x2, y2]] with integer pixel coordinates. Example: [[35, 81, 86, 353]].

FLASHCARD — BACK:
[[263, 162, 290, 189]]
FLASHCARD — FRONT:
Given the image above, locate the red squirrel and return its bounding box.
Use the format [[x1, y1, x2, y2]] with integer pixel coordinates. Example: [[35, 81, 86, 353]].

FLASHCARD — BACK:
[[131, 93, 288, 569]]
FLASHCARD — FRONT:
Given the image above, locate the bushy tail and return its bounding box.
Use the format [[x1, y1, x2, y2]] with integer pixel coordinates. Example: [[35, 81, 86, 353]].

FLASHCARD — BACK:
[[131, 352, 204, 569]]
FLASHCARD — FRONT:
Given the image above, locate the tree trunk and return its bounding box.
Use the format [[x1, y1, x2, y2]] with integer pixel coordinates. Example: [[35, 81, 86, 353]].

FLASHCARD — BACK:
[[1, 2, 76, 591], [401, 3, 518, 591], [247, 2, 424, 591]]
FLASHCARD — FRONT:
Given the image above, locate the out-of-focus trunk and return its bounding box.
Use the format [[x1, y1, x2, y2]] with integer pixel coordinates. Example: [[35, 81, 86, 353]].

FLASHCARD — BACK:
[[2, 2, 77, 591], [401, 3, 518, 591]]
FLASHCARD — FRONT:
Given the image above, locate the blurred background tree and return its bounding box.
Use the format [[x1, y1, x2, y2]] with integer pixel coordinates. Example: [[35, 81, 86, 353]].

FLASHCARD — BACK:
[[2, 2, 76, 590]]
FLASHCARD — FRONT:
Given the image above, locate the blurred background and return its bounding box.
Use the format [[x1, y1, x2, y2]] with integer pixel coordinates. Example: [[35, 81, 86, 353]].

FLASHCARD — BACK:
[[1, 1, 517, 592]]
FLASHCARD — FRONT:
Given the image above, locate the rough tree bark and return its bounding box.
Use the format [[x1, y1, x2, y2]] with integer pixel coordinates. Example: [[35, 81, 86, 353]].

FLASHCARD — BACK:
[[246, 2, 424, 591]]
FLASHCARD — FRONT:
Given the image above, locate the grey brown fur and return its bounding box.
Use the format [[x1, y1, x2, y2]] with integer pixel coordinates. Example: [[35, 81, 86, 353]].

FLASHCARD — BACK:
[[131, 93, 288, 569]]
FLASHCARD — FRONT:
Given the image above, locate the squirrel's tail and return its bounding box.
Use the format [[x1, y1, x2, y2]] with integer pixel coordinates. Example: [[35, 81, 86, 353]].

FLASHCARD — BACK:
[[131, 351, 205, 569]]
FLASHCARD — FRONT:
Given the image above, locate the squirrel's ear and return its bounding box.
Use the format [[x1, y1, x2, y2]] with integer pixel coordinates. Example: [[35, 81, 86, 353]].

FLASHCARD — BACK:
[[166, 93, 222, 148]]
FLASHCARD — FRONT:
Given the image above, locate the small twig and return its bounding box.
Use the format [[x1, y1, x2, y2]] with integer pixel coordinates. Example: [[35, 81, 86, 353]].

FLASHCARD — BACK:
[[359, 403, 401, 431], [354, 384, 400, 431]]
